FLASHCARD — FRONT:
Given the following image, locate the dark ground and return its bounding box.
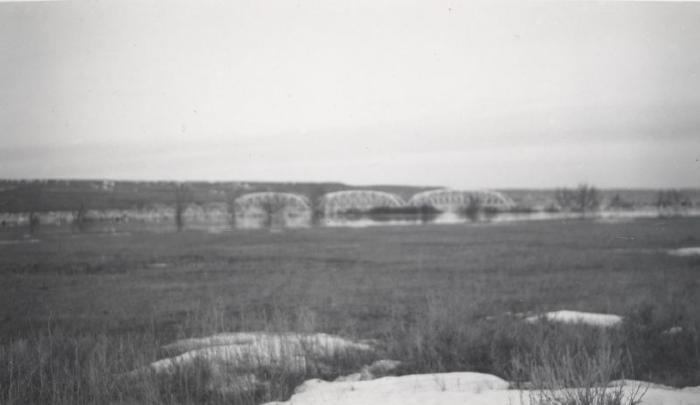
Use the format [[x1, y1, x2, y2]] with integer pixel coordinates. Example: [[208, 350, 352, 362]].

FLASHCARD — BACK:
[[1, 217, 698, 341], [1, 217, 699, 404]]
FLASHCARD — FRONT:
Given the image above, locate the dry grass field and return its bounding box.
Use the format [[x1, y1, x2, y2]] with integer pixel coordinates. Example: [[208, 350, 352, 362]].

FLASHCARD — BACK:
[[1, 217, 699, 404]]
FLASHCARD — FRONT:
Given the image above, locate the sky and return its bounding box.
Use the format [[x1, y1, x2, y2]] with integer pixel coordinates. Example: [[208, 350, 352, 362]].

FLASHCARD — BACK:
[[0, 0, 698, 188]]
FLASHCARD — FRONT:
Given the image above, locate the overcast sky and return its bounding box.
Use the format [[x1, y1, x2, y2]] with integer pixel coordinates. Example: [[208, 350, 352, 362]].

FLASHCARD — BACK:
[[0, 0, 698, 188]]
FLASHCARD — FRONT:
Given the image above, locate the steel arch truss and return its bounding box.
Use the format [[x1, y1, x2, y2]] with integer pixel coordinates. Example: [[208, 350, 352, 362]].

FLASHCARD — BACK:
[[234, 192, 311, 214], [320, 190, 406, 215], [408, 189, 514, 212]]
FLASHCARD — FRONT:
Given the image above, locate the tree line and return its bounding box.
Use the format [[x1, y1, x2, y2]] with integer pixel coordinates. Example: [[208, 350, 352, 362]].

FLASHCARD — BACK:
[[553, 184, 693, 217]]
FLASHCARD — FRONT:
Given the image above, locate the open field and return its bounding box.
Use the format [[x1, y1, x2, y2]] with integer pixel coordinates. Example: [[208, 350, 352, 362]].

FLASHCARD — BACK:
[[1, 217, 699, 404]]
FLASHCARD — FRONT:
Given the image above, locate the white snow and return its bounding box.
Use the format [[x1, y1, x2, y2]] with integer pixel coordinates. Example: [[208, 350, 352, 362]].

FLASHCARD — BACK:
[[663, 326, 683, 335], [149, 332, 373, 374], [525, 310, 623, 327], [614, 380, 700, 405], [264, 372, 511, 405], [161, 332, 372, 356], [669, 247, 700, 257], [334, 359, 402, 382], [263, 373, 700, 405], [125, 332, 376, 395], [148, 342, 309, 374]]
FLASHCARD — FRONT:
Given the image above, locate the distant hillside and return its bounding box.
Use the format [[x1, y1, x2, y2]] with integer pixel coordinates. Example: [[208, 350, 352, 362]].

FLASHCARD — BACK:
[[0, 179, 697, 213], [0, 179, 436, 213]]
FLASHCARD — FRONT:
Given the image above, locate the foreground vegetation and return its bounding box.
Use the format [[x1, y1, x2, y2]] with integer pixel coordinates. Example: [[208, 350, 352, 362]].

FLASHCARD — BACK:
[[1, 218, 699, 404]]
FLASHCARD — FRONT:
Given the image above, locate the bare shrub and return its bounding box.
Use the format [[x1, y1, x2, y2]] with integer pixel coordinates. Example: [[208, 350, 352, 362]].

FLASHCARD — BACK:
[[259, 195, 288, 228], [462, 195, 482, 222], [28, 210, 40, 235], [515, 334, 646, 405], [174, 183, 192, 232], [607, 194, 634, 211], [555, 184, 601, 215], [655, 190, 692, 218], [225, 189, 240, 229], [620, 301, 700, 387], [73, 202, 89, 232], [306, 184, 327, 226]]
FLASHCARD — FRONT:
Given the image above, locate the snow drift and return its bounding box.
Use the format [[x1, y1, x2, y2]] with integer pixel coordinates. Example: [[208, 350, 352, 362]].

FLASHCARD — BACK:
[[263, 372, 700, 405], [525, 310, 623, 327], [669, 247, 700, 257], [128, 332, 375, 394]]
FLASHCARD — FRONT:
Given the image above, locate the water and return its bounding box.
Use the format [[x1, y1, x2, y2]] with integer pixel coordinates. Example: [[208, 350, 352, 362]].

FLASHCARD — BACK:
[[320, 209, 679, 228], [1, 208, 698, 238]]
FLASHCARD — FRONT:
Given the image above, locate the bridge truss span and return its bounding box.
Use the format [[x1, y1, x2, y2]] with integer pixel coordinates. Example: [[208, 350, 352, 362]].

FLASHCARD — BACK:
[[234, 192, 311, 211], [319, 190, 406, 215], [408, 189, 515, 212]]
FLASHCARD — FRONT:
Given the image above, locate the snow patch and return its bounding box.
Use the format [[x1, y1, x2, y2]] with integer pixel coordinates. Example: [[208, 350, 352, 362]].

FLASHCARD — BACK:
[[264, 373, 700, 405], [663, 326, 683, 335], [129, 332, 375, 394], [669, 247, 700, 257], [525, 310, 622, 327], [160, 332, 373, 358], [150, 332, 373, 374], [681, 386, 700, 394], [334, 359, 402, 382], [264, 372, 510, 405]]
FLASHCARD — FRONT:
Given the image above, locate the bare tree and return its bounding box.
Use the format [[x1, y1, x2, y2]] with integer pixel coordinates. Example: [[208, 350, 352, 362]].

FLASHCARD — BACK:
[[21, 181, 43, 235], [306, 184, 326, 226], [174, 182, 191, 232], [259, 195, 288, 228], [554, 183, 601, 215], [225, 188, 240, 228], [462, 195, 482, 222], [28, 210, 40, 235], [607, 193, 634, 210], [73, 202, 88, 232], [554, 188, 575, 211], [656, 189, 692, 217]]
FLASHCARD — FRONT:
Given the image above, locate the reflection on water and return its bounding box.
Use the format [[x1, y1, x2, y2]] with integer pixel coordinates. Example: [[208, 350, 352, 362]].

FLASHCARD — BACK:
[[234, 213, 311, 229], [236, 208, 700, 230]]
